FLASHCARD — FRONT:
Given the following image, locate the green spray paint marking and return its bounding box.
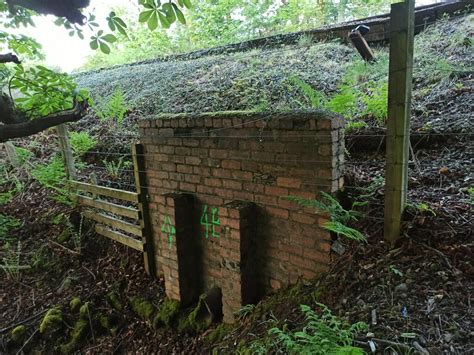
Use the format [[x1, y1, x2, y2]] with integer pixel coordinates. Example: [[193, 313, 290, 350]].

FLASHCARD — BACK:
[[200, 205, 220, 238], [161, 216, 176, 249]]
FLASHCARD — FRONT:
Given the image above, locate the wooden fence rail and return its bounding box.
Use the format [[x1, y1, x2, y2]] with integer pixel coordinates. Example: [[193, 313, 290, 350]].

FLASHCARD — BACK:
[[70, 143, 156, 277]]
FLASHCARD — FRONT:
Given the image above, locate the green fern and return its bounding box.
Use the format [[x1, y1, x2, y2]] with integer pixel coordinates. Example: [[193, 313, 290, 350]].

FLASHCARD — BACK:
[[1, 240, 22, 281], [69, 131, 97, 156], [289, 76, 327, 108], [323, 221, 366, 242], [362, 82, 388, 123], [94, 87, 128, 125], [284, 192, 366, 243], [268, 303, 368, 354], [325, 87, 358, 118], [0, 214, 22, 242]]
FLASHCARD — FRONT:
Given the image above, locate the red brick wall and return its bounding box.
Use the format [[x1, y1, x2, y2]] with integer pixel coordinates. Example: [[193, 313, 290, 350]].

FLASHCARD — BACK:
[[138, 111, 344, 322]]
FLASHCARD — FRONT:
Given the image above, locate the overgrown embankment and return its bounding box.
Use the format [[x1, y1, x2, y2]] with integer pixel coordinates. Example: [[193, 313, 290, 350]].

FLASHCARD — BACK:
[[1, 13, 473, 354]]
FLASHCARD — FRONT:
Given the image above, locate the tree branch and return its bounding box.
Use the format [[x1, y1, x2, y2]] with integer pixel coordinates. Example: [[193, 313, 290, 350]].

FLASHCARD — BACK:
[[6, 0, 90, 24], [0, 101, 88, 142], [0, 53, 20, 64]]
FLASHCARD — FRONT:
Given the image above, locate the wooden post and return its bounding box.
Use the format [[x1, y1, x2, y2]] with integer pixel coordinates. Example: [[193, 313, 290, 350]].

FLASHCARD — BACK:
[[56, 124, 76, 179], [384, 0, 415, 243], [132, 143, 156, 277]]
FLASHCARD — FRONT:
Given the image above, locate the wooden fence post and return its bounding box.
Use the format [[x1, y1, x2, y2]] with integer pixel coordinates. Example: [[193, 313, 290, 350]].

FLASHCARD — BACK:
[[56, 124, 76, 179], [132, 143, 156, 277], [384, 0, 415, 243]]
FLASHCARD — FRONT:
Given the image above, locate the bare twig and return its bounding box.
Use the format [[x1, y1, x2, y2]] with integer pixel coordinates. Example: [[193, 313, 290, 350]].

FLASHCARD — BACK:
[[16, 328, 38, 355], [0, 309, 47, 333], [48, 240, 81, 256]]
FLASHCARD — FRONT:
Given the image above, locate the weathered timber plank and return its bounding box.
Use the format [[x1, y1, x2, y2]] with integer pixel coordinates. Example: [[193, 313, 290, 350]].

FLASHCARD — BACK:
[[83, 211, 142, 236], [132, 143, 156, 277], [77, 195, 140, 220], [95, 224, 143, 251], [71, 181, 139, 203], [384, 0, 415, 243]]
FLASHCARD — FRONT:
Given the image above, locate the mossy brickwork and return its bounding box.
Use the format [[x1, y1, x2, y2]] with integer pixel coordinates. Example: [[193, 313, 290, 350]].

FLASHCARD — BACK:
[[138, 111, 345, 322]]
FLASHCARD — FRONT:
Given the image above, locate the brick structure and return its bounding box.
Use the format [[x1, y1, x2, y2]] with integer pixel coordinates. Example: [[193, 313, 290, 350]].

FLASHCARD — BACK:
[[138, 111, 344, 322]]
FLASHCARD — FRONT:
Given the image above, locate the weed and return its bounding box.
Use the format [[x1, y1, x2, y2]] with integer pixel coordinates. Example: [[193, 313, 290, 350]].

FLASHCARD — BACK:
[[406, 202, 437, 216], [1, 240, 22, 281], [237, 304, 256, 319], [102, 156, 132, 179], [285, 192, 366, 242], [0, 214, 22, 242], [353, 176, 384, 206], [72, 215, 84, 252], [0, 177, 23, 205], [266, 303, 367, 354], [345, 120, 367, 132], [389, 265, 404, 277], [30, 244, 55, 270], [362, 82, 388, 123], [467, 187, 474, 204], [31, 156, 75, 206], [288, 76, 326, 108], [15, 147, 33, 166], [32, 155, 66, 188], [252, 99, 270, 112], [325, 88, 358, 118], [69, 131, 97, 156], [297, 34, 313, 47], [94, 87, 128, 125]]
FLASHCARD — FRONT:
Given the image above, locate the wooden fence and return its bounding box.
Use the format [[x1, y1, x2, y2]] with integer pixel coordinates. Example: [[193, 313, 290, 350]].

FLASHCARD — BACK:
[[70, 144, 156, 277]]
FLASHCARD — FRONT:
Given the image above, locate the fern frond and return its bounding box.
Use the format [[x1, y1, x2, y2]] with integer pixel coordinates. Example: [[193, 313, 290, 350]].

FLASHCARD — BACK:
[[323, 221, 366, 242]]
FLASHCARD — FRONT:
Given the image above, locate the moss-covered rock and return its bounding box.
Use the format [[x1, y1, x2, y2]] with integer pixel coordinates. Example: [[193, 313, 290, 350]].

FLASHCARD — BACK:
[[70, 297, 81, 312], [59, 319, 88, 354], [205, 323, 232, 343], [177, 294, 213, 334], [79, 302, 91, 318], [10, 325, 26, 344], [98, 312, 120, 336], [152, 298, 180, 329], [39, 308, 63, 335], [129, 297, 154, 321], [106, 291, 123, 311]]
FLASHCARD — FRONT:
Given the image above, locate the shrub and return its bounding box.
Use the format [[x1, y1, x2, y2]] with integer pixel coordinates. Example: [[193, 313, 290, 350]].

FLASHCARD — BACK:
[[69, 131, 97, 156]]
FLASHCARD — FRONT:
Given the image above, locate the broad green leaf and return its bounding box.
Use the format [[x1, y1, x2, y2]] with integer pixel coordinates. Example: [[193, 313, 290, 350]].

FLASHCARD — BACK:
[[102, 34, 117, 43], [158, 12, 170, 29], [148, 12, 159, 31], [162, 3, 176, 23], [139, 10, 153, 22], [99, 41, 110, 54], [173, 4, 186, 24], [114, 17, 127, 28], [108, 19, 116, 31], [183, 0, 192, 9], [89, 40, 98, 50]]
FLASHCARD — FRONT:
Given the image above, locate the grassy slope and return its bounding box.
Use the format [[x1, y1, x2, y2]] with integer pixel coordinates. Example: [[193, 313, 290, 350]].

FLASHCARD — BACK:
[[76, 15, 472, 132]]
